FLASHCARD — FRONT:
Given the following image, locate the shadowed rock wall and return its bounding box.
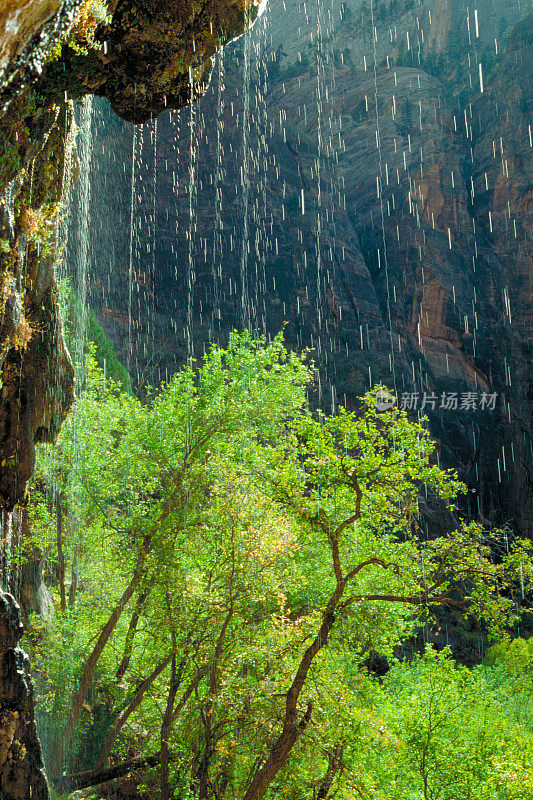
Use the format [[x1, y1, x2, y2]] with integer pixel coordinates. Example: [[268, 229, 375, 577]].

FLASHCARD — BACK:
[[83, 0, 532, 535], [0, 592, 50, 800]]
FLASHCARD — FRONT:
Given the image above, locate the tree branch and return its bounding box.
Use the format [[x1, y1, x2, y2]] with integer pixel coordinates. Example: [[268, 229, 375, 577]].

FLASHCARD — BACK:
[[96, 653, 172, 768]]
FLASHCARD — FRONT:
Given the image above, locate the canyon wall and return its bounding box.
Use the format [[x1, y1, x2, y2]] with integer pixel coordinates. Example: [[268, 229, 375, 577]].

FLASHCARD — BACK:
[[0, 592, 50, 800], [83, 0, 532, 535]]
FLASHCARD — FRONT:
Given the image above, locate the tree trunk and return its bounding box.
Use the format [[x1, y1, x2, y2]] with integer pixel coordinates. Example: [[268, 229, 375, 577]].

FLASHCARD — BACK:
[[160, 654, 179, 800], [316, 745, 344, 799], [55, 493, 67, 613], [115, 588, 150, 681], [97, 654, 172, 768], [49, 539, 150, 780], [59, 751, 177, 792], [68, 547, 79, 608], [242, 610, 337, 800], [198, 606, 233, 800]]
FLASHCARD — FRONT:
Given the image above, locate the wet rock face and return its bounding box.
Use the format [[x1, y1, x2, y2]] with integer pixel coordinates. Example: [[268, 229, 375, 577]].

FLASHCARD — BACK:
[[0, 1, 62, 75], [49, 0, 266, 122], [0, 591, 51, 800], [0, 1, 82, 112], [83, 0, 532, 535], [0, 96, 75, 510], [0, 235, 75, 510], [0, 234, 75, 509]]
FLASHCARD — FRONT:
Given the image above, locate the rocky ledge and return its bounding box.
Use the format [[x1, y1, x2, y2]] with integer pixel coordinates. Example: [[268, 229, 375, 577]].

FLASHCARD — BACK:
[[0, 591, 50, 800], [44, 0, 267, 122]]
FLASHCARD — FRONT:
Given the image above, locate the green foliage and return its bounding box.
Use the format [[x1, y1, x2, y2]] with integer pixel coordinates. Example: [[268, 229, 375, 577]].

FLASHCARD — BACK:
[[268, 644, 533, 800], [27, 333, 532, 798], [25, 203, 60, 258], [58, 278, 131, 391], [42, 0, 115, 105], [0, 87, 41, 190], [0, 135, 21, 183], [358, 646, 533, 800], [86, 309, 132, 392], [485, 634, 533, 671], [42, 49, 98, 104]]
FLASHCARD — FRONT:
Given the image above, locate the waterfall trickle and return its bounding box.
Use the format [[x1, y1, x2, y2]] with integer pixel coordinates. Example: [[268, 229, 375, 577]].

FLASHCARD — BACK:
[[240, 1, 253, 331], [71, 96, 95, 380]]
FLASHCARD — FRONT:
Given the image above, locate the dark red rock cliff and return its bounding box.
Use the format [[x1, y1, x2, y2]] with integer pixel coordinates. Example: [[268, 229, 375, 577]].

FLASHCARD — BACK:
[[83, 0, 532, 535]]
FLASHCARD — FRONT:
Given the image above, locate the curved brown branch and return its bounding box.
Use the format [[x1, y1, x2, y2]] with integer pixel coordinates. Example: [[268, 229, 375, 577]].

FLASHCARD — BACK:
[[242, 606, 338, 800], [97, 653, 172, 769], [115, 587, 150, 682], [59, 751, 178, 793], [49, 536, 151, 779]]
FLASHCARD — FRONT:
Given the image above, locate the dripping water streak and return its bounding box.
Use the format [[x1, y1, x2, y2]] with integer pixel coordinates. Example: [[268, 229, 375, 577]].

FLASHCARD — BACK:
[[240, 0, 253, 331], [370, 0, 397, 397]]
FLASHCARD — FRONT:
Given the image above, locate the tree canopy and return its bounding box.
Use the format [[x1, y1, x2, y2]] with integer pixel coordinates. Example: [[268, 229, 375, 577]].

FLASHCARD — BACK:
[[26, 332, 532, 800]]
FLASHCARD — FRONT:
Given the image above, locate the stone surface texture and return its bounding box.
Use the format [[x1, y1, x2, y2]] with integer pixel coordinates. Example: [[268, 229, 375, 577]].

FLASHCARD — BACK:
[[0, 1, 62, 75], [46, 0, 267, 122], [0, 591, 51, 800], [83, 0, 531, 535]]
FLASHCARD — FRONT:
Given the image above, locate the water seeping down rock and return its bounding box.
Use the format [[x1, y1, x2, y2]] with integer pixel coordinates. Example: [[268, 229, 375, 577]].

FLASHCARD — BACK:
[[0, 2, 266, 797], [46, 0, 267, 123], [0, 0, 266, 512], [84, 0, 532, 537]]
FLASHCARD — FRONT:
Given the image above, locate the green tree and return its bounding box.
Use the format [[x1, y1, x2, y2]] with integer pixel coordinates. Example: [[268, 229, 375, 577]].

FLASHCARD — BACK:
[[362, 646, 533, 800], [33, 332, 310, 785], [27, 333, 531, 799], [239, 396, 530, 800]]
